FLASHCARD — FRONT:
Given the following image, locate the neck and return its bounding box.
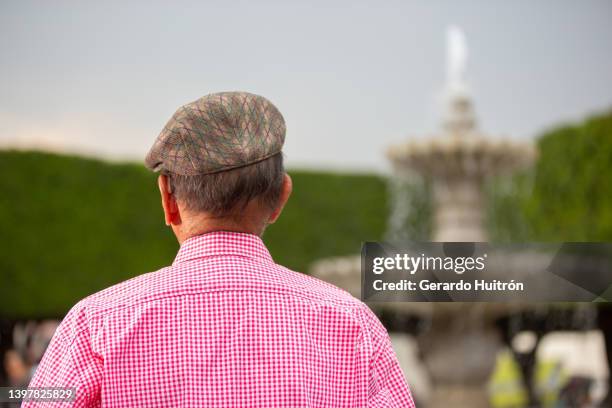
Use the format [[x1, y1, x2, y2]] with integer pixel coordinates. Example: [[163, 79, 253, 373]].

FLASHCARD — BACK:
[[173, 212, 268, 245]]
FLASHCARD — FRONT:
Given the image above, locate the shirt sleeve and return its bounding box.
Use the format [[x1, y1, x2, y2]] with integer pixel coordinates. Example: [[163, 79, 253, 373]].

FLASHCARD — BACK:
[[22, 302, 103, 408], [362, 304, 416, 408]]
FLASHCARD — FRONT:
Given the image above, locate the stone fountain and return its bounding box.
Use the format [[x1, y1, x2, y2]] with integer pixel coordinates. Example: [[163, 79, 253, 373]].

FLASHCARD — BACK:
[[388, 26, 534, 243], [310, 26, 536, 407]]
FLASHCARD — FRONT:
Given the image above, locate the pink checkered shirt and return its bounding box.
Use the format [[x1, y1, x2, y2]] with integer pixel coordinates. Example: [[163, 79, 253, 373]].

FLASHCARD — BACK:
[[25, 231, 414, 407]]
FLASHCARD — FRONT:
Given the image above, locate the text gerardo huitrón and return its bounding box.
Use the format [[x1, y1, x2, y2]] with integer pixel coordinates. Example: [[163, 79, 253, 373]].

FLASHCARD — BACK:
[[370, 253, 525, 293]]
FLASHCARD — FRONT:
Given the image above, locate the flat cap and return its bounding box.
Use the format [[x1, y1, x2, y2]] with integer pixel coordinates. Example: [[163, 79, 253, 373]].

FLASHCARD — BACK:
[[145, 92, 286, 175]]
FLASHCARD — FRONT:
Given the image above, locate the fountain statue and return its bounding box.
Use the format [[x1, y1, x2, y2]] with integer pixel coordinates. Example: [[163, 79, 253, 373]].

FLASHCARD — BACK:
[[446, 25, 468, 95], [310, 26, 537, 407]]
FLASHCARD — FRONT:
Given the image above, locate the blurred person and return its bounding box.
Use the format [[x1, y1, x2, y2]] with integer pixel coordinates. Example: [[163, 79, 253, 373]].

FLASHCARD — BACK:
[[25, 92, 415, 407], [7, 320, 60, 388], [4, 350, 29, 387], [25, 320, 59, 370]]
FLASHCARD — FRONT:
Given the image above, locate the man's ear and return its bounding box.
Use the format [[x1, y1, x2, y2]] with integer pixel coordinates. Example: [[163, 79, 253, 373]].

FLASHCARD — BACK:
[[268, 174, 292, 224], [158, 175, 181, 226]]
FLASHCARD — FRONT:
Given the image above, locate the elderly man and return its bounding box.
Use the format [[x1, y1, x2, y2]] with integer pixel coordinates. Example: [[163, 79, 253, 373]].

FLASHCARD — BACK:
[[25, 92, 415, 407]]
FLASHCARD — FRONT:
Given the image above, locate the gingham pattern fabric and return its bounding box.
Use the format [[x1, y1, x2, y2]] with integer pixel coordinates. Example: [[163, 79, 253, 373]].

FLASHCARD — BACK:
[[25, 232, 415, 407], [145, 92, 286, 175]]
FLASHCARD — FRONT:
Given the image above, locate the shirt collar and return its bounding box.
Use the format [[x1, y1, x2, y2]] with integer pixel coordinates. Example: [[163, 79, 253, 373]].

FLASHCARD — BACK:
[[172, 231, 274, 266]]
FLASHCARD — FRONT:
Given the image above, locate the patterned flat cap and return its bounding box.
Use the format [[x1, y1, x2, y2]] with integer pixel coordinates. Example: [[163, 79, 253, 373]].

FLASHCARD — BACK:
[[145, 92, 286, 175]]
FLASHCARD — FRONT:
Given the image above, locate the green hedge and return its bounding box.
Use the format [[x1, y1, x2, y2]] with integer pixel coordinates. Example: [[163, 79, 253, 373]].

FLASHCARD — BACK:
[[525, 111, 612, 240], [488, 110, 612, 242], [0, 151, 388, 318]]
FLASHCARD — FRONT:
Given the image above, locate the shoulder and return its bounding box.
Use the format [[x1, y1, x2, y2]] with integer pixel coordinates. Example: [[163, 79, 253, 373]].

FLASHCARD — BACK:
[[280, 265, 390, 341], [91, 267, 174, 311], [50, 267, 170, 344], [274, 263, 377, 326]]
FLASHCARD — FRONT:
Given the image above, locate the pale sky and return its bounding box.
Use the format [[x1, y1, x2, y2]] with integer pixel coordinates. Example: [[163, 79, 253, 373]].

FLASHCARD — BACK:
[[1, 0, 611, 172]]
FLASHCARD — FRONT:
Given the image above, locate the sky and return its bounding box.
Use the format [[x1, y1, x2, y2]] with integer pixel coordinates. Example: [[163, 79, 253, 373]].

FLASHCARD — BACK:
[[1, 0, 611, 172]]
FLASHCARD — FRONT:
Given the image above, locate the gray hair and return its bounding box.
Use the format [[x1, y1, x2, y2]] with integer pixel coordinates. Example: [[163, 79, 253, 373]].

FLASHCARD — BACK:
[[164, 153, 285, 217]]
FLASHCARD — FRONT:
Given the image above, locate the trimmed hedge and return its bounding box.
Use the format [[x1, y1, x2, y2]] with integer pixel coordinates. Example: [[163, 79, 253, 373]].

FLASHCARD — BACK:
[[0, 151, 388, 318], [488, 110, 612, 242]]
